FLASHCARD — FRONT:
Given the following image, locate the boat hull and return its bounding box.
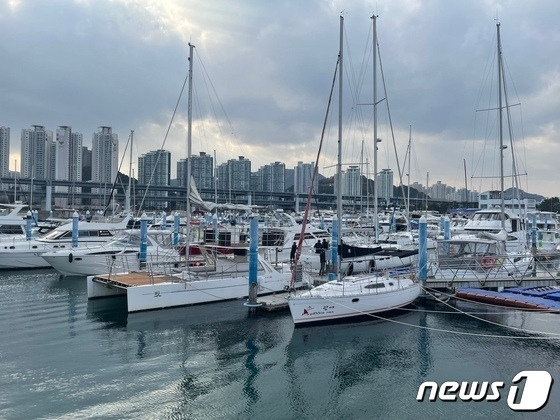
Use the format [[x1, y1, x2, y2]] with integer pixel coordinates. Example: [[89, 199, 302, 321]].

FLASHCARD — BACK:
[[42, 251, 142, 276], [288, 281, 420, 325], [87, 271, 295, 312]]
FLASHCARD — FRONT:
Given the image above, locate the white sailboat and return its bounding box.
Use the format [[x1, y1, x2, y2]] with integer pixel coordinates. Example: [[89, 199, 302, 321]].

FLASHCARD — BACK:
[[431, 22, 534, 285], [87, 44, 304, 312], [288, 15, 420, 325]]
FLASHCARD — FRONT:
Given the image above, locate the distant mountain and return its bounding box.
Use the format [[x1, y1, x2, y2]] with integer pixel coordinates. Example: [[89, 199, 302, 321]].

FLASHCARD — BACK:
[[503, 187, 545, 203], [285, 170, 325, 193]]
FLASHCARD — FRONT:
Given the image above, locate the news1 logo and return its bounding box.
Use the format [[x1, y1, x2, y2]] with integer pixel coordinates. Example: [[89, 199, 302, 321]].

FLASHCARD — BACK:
[[417, 371, 553, 411]]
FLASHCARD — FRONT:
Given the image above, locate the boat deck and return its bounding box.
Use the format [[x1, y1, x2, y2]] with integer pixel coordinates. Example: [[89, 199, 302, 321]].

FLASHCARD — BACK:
[[92, 272, 179, 289], [456, 286, 560, 312]]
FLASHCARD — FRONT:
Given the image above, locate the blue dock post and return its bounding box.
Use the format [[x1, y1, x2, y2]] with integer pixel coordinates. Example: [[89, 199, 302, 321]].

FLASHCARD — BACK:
[[140, 212, 148, 263], [212, 213, 218, 242], [531, 213, 537, 251], [26, 211, 32, 240], [173, 212, 180, 245], [72, 210, 79, 248], [443, 216, 450, 254], [418, 215, 428, 294], [531, 214, 537, 277], [329, 216, 339, 281], [244, 217, 261, 308], [161, 211, 167, 230]]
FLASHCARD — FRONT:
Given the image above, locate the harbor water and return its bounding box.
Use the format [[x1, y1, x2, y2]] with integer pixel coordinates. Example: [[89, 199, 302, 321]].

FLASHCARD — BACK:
[[1, 269, 560, 419]]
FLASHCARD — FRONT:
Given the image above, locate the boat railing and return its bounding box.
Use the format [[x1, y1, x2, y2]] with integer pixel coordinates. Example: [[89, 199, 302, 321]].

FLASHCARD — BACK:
[[426, 250, 560, 285], [105, 254, 134, 276]]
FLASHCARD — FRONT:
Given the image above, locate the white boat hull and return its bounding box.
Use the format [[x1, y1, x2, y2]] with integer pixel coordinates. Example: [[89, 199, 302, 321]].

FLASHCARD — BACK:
[[87, 270, 298, 312], [42, 251, 142, 276], [0, 240, 116, 269], [288, 279, 420, 325]]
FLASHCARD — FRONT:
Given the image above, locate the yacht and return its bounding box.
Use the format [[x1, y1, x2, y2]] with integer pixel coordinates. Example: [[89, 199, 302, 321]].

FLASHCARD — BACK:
[[41, 228, 181, 276], [0, 214, 131, 269]]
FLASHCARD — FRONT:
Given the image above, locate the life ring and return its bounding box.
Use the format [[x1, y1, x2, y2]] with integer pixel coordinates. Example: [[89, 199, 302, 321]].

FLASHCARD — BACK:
[[480, 256, 495, 269]]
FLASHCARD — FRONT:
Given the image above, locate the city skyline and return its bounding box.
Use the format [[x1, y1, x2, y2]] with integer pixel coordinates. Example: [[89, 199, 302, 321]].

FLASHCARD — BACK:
[[0, 123, 486, 204]]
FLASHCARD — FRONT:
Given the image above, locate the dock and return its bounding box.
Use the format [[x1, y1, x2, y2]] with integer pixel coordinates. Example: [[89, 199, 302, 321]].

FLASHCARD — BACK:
[[257, 292, 290, 311], [456, 286, 560, 312]]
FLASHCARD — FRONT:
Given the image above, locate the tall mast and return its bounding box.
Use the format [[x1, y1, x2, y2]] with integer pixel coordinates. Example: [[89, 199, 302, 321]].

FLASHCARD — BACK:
[[336, 14, 343, 279], [126, 130, 133, 214], [14, 159, 17, 203], [372, 14, 379, 242], [463, 158, 468, 206], [213, 149, 218, 208], [186, 43, 194, 264], [497, 23, 505, 229], [407, 125, 411, 226]]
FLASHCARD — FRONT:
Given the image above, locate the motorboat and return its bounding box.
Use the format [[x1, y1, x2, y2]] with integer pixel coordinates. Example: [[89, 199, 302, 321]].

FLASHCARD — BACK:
[[41, 228, 181, 276], [0, 214, 131, 269]]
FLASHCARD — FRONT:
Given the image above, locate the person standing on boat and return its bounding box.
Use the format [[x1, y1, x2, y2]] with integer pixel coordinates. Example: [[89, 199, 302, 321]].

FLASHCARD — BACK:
[[314, 239, 322, 254], [322, 239, 330, 270], [290, 242, 297, 266], [319, 246, 326, 276]]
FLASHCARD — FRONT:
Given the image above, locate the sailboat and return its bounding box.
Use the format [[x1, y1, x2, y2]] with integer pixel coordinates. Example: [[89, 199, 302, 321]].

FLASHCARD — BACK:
[[288, 15, 420, 325], [87, 44, 304, 312], [430, 22, 533, 284]]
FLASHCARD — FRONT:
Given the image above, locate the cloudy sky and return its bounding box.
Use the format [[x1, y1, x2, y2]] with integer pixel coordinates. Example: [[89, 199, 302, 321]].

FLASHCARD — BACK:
[[2, 0, 560, 197]]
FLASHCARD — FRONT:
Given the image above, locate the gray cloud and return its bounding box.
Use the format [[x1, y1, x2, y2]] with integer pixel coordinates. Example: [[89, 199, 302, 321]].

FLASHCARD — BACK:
[[1, 0, 559, 196]]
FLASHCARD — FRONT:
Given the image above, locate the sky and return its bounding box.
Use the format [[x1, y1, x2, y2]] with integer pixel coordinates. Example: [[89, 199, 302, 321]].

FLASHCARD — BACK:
[[2, 0, 560, 197]]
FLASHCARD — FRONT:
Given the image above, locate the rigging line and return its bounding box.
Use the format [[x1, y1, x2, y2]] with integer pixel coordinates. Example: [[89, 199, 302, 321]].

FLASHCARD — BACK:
[[135, 60, 190, 217], [102, 131, 132, 216], [501, 59, 524, 204], [194, 52, 227, 155], [195, 49, 238, 142], [376, 41, 408, 215], [502, 56, 529, 191], [289, 56, 339, 289], [421, 285, 560, 336], [299, 290, 560, 339], [343, 23, 370, 165], [423, 285, 560, 314]]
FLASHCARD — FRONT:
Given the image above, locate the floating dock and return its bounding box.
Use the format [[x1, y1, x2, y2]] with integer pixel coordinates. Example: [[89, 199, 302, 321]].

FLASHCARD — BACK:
[[257, 292, 290, 311], [456, 286, 560, 312]]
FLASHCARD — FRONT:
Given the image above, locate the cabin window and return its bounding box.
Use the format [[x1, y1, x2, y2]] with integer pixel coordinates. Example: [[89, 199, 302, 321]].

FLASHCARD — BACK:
[[0, 225, 24, 234], [365, 283, 385, 289]]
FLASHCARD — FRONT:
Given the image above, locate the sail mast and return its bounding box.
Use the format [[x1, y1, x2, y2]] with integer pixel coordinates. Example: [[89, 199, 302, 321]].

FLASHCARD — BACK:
[[497, 23, 505, 230], [372, 14, 379, 242], [126, 130, 133, 214], [336, 14, 343, 280], [185, 42, 194, 265], [407, 125, 411, 226]]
